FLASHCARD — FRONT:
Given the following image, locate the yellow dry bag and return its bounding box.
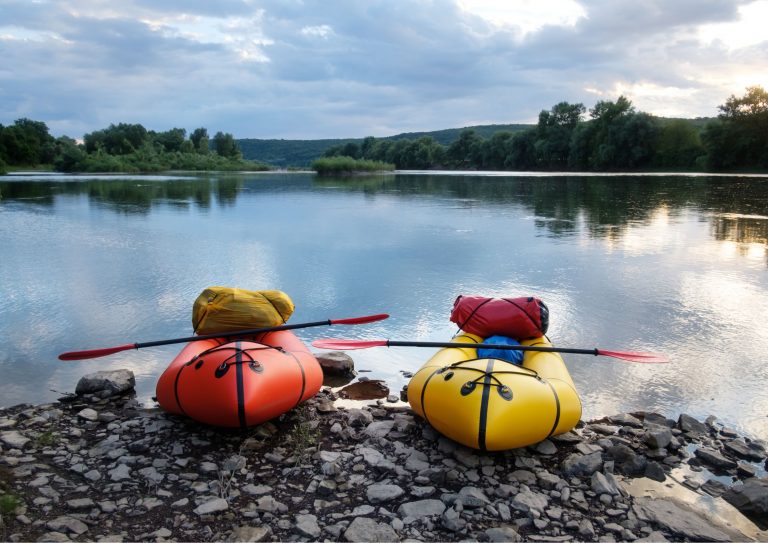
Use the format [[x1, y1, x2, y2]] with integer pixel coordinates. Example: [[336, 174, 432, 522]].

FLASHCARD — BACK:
[[192, 287, 294, 335]]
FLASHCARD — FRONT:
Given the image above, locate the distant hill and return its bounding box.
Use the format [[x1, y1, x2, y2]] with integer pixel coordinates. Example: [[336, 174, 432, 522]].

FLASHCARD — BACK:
[[236, 124, 532, 167], [237, 119, 715, 167]]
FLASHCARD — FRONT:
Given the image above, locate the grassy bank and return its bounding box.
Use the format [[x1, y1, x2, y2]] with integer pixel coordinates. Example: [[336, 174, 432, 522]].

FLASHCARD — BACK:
[[311, 156, 395, 175]]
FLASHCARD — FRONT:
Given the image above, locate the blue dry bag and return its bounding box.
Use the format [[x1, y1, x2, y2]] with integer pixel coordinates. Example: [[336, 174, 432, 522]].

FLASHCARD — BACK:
[[477, 335, 524, 365]]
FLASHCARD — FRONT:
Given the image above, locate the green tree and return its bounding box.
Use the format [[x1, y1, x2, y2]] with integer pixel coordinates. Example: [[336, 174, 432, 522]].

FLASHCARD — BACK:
[[0, 118, 54, 165], [52, 136, 86, 172], [703, 86, 768, 170], [535, 102, 585, 168], [341, 142, 360, 159], [446, 129, 483, 168], [360, 136, 376, 158], [190, 128, 209, 154], [212, 131, 240, 158], [481, 131, 514, 170], [153, 128, 187, 153], [505, 129, 536, 170], [568, 96, 658, 170], [654, 120, 703, 169], [84, 123, 148, 155]]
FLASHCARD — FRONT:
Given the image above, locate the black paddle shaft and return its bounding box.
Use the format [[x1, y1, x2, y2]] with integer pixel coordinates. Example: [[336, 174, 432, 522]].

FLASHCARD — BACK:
[[136, 319, 334, 349]]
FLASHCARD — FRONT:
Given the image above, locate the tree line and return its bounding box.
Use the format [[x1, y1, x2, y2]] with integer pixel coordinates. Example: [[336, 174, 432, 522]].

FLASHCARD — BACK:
[[322, 87, 768, 173], [0, 121, 267, 174], [2, 86, 765, 174]]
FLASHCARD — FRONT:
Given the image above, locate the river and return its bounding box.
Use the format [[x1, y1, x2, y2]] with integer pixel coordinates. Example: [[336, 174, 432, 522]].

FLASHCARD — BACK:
[[1, 171, 767, 440]]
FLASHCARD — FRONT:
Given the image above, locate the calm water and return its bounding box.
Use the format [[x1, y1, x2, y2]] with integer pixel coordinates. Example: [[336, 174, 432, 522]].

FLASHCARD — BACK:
[[1, 171, 767, 440]]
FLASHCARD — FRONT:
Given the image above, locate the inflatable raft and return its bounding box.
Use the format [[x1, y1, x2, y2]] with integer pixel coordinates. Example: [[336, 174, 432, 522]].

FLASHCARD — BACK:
[[407, 333, 581, 451], [155, 329, 323, 428]]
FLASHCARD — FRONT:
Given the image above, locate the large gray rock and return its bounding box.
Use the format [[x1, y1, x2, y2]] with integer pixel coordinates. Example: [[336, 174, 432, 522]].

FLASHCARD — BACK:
[[724, 439, 766, 461], [591, 471, 621, 496], [486, 526, 521, 542], [511, 488, 549, 514], [366, 484, 404, 503], [343, 517, 399, 542], [397, 499, 446, 519], [633, 497, 741, 541], [46, 516, 89, 535], [678, 413, 708, 435], [315, 351, 355, 375], [561, 451, 603, 476], [75, 369, 135, 397], [722, 477, 768, 528], [0, 430, 30, 449], [644, 425, 673, 449], [228, 525, 273, 542], [193, 498, 228, 516], [694, 447, 738, 470], [294, 514, 321, 538]]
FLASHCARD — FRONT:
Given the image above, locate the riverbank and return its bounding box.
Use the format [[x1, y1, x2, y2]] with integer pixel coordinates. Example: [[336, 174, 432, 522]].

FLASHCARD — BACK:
[[1, 370, 767, 542]]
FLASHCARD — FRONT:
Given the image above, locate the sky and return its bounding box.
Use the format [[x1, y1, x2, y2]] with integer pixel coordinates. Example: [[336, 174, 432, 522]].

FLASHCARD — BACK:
[[1, 0, 767, 140]]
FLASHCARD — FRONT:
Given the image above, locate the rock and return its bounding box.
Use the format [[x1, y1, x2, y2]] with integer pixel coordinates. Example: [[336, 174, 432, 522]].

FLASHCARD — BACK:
[[66, 498, 95, 510], [724, 439, 766, 461], [702, 479, 729, 497], [457, 486, 490, 508], [644, 426, 673, 449], [37, 532, 72, 542], [0, 430, 30, 449], [608, 413, 643, 428], [644, 461, 666, 482], [561, 451, 603, 476], [75, 370, 135, 397], [295, 513, 321, 538], [194, 498, 229, 516], [46, 516, 89, 535], [533, 439, 557, 455], [254, 496, 285, 513], [364, 420, 395, 438], [346, 408, 374, 427], [338, 380, 389, 400], [315, 351, 356, 374], [405, 450, 430, 472], [606, 444, 647, 475], [633, 496, 739, 541], [108, 463, 132, 481], [678, 413, 708, 435], [591, 471, 621, 496], [694, 447, 738, 470], [722, 477, 768, 528], [366, 484, 405, 503], [76, 408, 99, 422], [228, 525, 273, 542], [343, 517, 399, 542], [397, 499, 446, 519], [511, 488, 549, 514]]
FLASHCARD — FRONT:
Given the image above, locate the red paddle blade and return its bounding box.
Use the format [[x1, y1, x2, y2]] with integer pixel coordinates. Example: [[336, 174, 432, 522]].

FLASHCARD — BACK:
[[312, 338, 387, 350], [59, 343, 136, 361], [597, 349, 669, 363], [330, 313, 389, 325]]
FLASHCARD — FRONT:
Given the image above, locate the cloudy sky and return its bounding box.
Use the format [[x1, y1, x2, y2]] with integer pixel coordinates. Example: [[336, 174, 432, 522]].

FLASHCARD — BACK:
[[1, 0, 766, 139]]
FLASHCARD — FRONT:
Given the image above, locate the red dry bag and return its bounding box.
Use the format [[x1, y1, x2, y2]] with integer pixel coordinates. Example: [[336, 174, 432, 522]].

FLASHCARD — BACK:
[[450, 295, 549, 340]]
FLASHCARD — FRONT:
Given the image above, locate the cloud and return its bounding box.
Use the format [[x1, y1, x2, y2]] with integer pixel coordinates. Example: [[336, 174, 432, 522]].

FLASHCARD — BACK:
[[0, 0, 765, 139]]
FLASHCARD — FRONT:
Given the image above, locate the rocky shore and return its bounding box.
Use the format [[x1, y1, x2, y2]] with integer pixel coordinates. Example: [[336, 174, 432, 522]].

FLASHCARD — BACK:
[[1, 369, 767, 542]]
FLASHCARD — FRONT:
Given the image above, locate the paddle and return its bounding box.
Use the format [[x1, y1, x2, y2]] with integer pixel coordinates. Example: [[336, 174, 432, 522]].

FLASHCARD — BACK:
[[58, 314, 390, 361], [311, 338, 669, 364]]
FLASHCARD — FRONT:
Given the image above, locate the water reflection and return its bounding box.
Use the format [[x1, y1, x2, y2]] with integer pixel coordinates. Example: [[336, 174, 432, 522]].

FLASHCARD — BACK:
[[2, 173, 767, 252], [1, 172, 767, 440]]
